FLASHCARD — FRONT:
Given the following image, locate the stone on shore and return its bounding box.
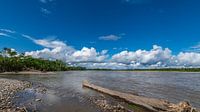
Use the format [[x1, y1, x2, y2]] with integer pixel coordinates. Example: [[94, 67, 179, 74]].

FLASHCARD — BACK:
[[83, 80, 199, 112], [0, 78, 31, 112]]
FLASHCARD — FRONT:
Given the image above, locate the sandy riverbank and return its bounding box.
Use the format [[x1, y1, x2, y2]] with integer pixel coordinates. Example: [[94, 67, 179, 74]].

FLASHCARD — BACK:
[[0, 71, 56, 75]]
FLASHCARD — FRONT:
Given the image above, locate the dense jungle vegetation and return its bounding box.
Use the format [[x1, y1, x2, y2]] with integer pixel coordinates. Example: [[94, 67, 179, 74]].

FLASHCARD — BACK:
[[0, 48, 85, 72]]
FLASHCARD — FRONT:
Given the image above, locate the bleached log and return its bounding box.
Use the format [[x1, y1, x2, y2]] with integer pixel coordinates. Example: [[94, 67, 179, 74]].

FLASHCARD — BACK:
[[83, 80, 198, 112]]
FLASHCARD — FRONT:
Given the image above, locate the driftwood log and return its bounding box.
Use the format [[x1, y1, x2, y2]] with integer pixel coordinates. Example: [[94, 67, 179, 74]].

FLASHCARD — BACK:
[[82, 80, 199, 112]]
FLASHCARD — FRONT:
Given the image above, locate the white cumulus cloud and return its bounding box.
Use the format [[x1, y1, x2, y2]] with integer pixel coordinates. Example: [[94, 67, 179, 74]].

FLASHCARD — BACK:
[[25, 37, 108, 64], [70, 47, 108, 63], [24, 36, 200, 69], [3, 29, 200, 69], [176, 52, 200, 66], [112, 45, 172, 66]]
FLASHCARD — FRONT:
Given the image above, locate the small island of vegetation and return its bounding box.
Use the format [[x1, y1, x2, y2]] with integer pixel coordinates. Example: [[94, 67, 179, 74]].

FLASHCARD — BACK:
[[0, 48, 85, 73]]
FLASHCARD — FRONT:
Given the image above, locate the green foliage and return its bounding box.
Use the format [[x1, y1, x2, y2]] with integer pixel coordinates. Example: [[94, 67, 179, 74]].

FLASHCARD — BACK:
[[2, 48, 17, 57], [0, 48, 86, 72]]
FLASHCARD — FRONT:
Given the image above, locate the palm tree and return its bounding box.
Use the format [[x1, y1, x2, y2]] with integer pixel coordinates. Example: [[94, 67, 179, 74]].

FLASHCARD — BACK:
[[3, 48, 17, 57]]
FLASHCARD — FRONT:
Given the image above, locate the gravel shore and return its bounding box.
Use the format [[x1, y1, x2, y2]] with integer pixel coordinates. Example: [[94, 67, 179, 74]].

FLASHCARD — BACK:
[[0, 78, 31, 112], [0, 71, 55, 75]]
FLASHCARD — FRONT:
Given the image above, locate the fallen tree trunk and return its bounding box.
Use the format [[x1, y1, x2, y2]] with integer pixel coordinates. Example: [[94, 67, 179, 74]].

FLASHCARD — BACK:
[[82, 80, 199, 112]]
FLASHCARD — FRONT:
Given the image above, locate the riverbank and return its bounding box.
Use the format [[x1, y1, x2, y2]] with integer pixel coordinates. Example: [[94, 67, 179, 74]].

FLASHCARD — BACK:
[[1, 71, 200, 112], [1, 69, 200, 75], [83, 80, 199, 112], [0, 78, 31, 111], [89, 68, 200, 72], [112, 70, 200, 73], [0, 71, 56, 75]]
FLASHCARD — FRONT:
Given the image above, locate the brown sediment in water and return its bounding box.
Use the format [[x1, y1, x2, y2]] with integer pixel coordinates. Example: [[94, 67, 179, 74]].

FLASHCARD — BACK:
[[83, 80, 199, 112]]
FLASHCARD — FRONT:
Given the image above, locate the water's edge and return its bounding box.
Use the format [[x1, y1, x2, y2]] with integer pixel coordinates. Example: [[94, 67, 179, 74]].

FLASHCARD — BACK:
[[0, 71, 199, 112]]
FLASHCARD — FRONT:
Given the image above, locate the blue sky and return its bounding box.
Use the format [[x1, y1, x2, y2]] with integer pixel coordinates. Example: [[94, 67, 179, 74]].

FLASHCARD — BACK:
[[1, 0, 200, 69]]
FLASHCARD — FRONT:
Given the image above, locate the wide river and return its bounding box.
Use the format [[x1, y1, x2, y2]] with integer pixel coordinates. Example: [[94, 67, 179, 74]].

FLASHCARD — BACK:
[[0, 71, 200, 111]]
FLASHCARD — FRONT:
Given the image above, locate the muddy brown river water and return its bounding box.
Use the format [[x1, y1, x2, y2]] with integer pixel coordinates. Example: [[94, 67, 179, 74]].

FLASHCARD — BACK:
[[0, 71, 199, 112]]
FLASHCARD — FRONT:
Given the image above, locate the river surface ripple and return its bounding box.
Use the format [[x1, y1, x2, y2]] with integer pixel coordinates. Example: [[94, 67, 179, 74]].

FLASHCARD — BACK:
[[0, 71, 199, 111]]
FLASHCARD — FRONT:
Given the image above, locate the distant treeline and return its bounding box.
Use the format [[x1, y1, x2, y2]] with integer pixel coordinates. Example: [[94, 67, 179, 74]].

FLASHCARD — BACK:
[[0, 48, 85, 72], [88, 68, 200, 72], [131, 68, 200, 72], [120, 68, 200, 72]]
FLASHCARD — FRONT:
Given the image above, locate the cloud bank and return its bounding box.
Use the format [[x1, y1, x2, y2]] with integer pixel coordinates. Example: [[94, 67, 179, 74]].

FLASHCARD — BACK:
[[24, 37, 108, 64], [24, 38, 200, 69], [1, 29, 200, 69]]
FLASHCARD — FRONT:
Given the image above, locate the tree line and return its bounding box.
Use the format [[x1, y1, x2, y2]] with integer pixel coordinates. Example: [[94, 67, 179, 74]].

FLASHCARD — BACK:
[[122, 68, 200, 72], [0, 48, 85, 72]]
